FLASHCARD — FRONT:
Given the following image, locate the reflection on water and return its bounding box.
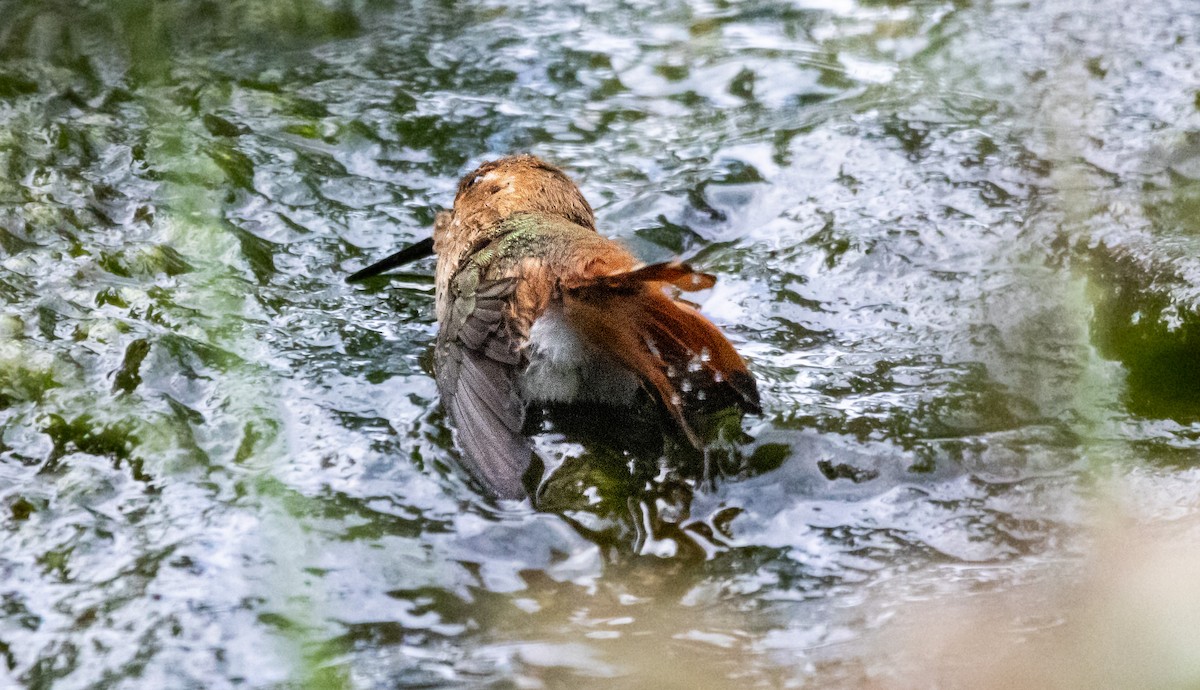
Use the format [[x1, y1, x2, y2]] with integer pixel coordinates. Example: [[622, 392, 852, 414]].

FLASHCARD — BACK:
[[1, 0, 1200, 686]]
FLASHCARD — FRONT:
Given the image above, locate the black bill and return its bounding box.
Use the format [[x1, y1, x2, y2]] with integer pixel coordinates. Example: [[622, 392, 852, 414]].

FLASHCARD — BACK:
[[346, 237, 435, 283]]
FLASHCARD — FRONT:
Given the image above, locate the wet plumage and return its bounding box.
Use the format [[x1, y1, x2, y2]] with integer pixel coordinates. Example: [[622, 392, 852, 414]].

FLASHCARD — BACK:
[[349, 155, 760, 499]]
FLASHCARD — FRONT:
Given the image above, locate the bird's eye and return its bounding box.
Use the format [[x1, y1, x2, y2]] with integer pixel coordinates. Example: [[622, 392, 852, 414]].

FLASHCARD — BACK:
[[468, 173, 485, 188]]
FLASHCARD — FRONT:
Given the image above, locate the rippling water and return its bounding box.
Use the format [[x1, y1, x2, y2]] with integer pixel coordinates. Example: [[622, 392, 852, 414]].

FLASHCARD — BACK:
[[2, 0, 1200, 686]]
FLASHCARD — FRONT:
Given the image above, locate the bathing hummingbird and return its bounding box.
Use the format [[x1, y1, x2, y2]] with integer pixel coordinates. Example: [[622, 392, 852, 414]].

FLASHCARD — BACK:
[[347, 155, 760, 499]]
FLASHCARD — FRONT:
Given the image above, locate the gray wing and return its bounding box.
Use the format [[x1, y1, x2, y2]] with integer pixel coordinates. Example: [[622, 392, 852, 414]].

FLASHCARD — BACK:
[[436, 272, 535, 499]]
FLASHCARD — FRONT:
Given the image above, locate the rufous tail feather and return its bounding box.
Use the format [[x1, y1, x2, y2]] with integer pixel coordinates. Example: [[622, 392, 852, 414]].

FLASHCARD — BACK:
[[562, 262, 760, 448]]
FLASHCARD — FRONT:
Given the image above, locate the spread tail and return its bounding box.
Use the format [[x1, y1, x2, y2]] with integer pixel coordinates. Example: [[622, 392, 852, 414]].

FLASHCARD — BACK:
[[562, 262, 760, 447]]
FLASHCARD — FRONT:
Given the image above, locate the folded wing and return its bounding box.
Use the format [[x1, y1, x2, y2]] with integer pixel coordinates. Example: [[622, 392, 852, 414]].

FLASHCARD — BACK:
[[435, 273, 534, 499]]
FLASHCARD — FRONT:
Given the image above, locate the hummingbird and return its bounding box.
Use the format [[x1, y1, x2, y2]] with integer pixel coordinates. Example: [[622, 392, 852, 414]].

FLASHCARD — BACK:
[[347, 155, 760, 499]]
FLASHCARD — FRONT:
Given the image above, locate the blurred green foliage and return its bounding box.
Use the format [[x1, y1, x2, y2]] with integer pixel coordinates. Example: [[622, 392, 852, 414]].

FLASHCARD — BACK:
[[1, 0, 361, 78]]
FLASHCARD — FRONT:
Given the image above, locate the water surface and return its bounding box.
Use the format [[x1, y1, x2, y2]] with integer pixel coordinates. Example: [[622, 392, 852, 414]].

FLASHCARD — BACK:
[[2, 0, 1200, 686]]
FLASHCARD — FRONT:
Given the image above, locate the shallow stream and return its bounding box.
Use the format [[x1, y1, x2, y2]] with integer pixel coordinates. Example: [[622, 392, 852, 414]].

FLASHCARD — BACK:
[[2, 0, 1200, 686]]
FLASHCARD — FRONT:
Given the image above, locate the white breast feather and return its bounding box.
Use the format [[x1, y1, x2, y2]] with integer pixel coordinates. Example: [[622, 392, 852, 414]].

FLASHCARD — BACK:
[[520, 305, 638, 405]]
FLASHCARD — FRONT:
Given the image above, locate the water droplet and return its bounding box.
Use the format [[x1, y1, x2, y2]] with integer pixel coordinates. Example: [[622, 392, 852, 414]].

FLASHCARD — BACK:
[[644, 337, 660, 358]]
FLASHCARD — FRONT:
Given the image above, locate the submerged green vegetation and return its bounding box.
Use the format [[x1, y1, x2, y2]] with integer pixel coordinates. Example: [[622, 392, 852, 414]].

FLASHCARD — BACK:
[[1, 0, 1199, 687]]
